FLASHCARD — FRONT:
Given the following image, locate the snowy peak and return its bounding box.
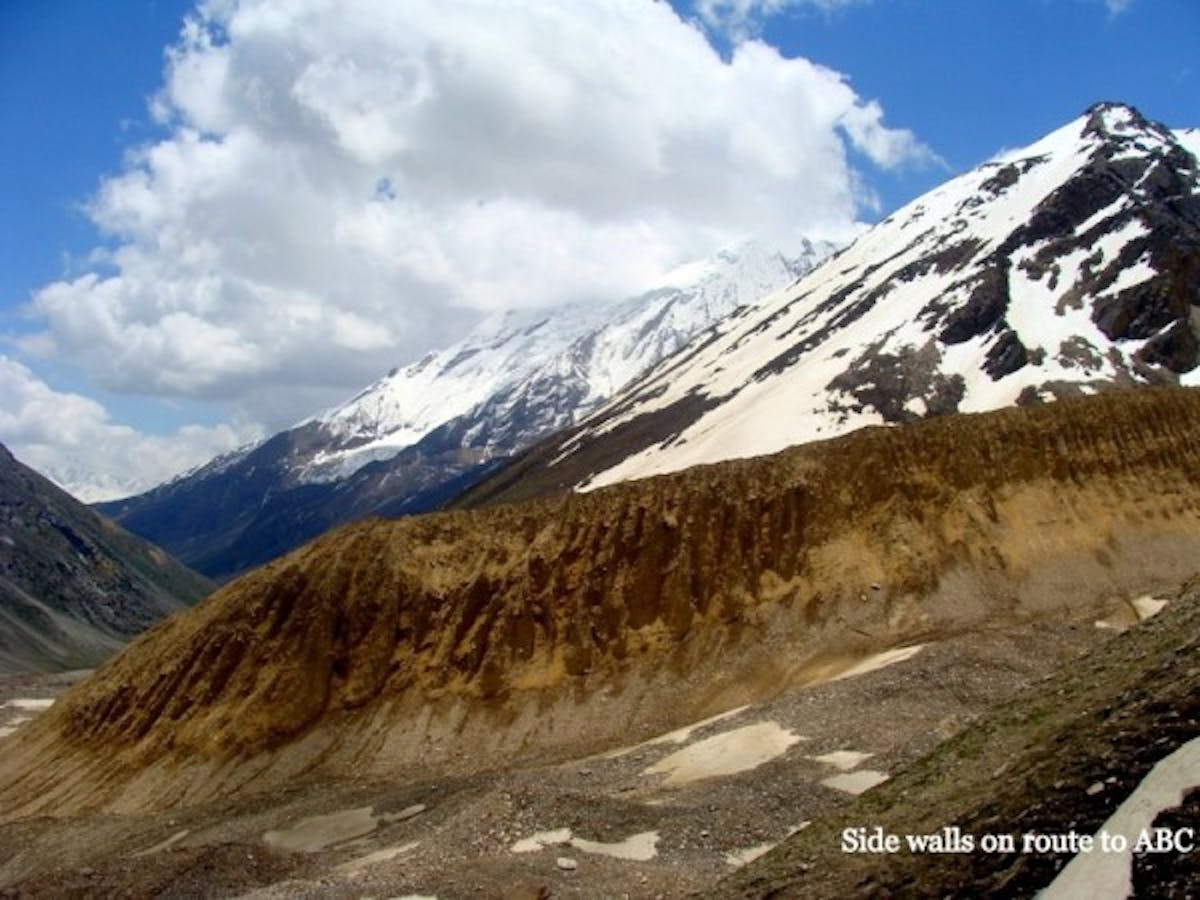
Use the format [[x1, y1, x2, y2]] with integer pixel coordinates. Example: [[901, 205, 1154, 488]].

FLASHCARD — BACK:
[[459, 103, 1200, 499], [1082, 100, 1175, 148], [295, 237, 832, 482], [98, 236, 835, 579]]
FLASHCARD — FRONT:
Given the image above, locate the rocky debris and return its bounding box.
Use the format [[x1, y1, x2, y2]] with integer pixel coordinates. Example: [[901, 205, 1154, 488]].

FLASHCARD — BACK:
[[0, 612, 1118, 898], [712, 574, 1200, 899]]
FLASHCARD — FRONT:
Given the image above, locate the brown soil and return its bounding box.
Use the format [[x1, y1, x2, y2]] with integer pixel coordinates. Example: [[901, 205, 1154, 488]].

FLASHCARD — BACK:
[[0, 616, 1111, 898], [2, 388, 1200, 821]]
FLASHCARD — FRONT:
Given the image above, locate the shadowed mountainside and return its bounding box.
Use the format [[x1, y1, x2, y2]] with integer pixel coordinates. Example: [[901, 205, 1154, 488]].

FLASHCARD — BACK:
[[3, 387, 1200, 818], [0, 443, 213, 675], [96, 241, 825, 582]]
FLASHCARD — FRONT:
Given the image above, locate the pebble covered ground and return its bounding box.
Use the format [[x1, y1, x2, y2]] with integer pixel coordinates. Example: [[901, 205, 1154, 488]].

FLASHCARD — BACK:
[[0, 620, 1104, 899]]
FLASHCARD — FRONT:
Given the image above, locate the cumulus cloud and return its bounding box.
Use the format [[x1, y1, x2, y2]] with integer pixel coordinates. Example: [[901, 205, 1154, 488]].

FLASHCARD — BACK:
[[24, 0, 929, 435], [0, 356, 262, 502], [693, 0, 863, 42]]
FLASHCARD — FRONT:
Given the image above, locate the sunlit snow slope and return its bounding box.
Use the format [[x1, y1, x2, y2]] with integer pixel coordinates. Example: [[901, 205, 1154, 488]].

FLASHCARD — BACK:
[[494, 102, 1200, 495], [298, 239, 828, 483]]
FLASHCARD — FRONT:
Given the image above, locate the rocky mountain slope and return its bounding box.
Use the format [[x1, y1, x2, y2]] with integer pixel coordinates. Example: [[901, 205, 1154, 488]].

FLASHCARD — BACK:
[[3, 582, 1175, 898], [3, 386, 1200, 821], [458, 102, 1200, 508], [715, 575, 1200, 899], [0, 443, 212, 675], [98, 240, 830, 580]]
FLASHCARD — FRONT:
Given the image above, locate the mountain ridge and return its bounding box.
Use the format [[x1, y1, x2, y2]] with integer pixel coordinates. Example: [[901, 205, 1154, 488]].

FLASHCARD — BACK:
[[6, 386, 1200, 817], [98, 238, 832, 579], [0, 442, 212, 674], [457, 102, 1200, 507]]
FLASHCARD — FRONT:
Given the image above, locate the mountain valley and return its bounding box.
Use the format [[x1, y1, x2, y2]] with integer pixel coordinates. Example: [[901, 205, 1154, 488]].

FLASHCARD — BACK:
[[0, 102, 1197, 899], [1, 386, 1199, 896]]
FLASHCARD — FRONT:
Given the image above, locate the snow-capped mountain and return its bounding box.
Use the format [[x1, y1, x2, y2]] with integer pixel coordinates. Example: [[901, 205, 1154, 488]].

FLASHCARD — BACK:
[[99, 238, 833, 578], [458, 102, 1200, 505], [297, 238, 829, 482]]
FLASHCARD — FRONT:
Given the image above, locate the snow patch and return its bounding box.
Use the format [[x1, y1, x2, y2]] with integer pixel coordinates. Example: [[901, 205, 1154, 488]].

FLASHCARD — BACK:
[[335, 841, 421, 875], [1040, 737, 1200, 900], [1131, 595, 1167, 620], [810, 750, 874, 771], [571, 832, 660, 862], [511, 828, 573, 853], [602, 705, 749, 758], [510, 828, 659, 861], [820, 769, 890, 795], [263, 804, 424, 853], [133, 830, 190, 858], [1095, 595, 1169, 631], [642, 722, 804, 787], [725, 842, 776, 867], [725, 822, 810, 868], [1175, 128, 1200, 164], [826, 645, 925, 683], [264, 807, 381, 853], [4, 698, 54, 711]]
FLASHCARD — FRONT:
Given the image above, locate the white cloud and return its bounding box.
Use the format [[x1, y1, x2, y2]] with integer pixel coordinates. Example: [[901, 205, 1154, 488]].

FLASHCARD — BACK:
[[0, 356, 262, 502], [1105, 0, 1133, 15], [24, 0, 930, 436], [693, 0, 864, 42]]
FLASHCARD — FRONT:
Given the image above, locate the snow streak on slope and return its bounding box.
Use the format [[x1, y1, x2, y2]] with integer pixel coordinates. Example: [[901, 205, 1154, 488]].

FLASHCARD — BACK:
[[1171, 127, 1200, 164], [545, 103, 1200, 491], [296, 239, 831, 482]]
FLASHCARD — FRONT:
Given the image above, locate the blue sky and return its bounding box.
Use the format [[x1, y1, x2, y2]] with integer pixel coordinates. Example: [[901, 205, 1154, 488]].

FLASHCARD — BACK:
[[0, 1, 191, 342], [0, 0, 1196, 498]]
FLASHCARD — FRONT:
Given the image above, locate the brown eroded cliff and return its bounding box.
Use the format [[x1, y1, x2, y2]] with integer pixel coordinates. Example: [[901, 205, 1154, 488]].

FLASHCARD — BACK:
[[2, 387, 1200, 818]]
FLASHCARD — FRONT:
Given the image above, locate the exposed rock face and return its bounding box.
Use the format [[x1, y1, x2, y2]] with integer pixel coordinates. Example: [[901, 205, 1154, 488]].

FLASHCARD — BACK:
[[0, 443, 212, 675], [4, 387, 1200, 817], [458, 102, 1200, 505]]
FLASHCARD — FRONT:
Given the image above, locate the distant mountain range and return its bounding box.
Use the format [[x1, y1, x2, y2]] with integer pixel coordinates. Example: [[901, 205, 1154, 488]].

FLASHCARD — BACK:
[[0, 442, 211, 674], [459, 102, 1200, 507], [100, 102, 1199, 578], [98, 239, 833, 579]]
